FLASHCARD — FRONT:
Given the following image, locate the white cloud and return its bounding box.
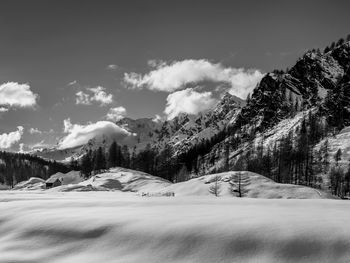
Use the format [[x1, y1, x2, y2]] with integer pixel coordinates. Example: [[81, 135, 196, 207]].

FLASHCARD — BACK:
[[88, 86, 113, 105], [75, 91, 92, 105], [63, 118, 74, 133], [59, 119, 132, 149], [106, 64, 118, 70], [164, 88, 218, 120], [106, 106, 127, 122], [147, 59, 166, 68], [0, 126, 24, 149], [29, 140, 50, 150], [75, 86, 113, 106], [19, 143, 25, 153], [152, 114, 163, 123], [124, 59, 264, 98], [0, 82, 38, 108], [29, 127, 42, 134], [68, 80, 77, 86]]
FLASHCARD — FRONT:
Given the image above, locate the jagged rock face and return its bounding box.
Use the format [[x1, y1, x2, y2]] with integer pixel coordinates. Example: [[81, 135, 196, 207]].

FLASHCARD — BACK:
[[331, 42, 350, 69], [236, 42, 350, 133], [116, 117, 162, 146], [148, 93, 245, 155]]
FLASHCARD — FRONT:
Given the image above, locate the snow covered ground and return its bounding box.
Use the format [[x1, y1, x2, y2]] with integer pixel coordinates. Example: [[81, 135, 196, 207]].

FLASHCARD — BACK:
[[0, 191, 349, 263]]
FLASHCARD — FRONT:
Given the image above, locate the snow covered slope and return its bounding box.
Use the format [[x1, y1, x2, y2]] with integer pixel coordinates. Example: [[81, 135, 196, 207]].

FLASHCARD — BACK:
[[13, 177, 46, 190], [0, 191, 349, 263], [317, 126, 350, 167], [44, 168, 331, 199]]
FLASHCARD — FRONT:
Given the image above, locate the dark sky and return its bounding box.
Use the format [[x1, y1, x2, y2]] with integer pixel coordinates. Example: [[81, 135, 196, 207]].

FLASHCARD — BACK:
[[0, 0, 349, 151]]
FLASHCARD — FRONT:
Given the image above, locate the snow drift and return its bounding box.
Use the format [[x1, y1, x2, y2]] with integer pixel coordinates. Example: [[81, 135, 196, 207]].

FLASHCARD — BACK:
[[0, 191, 349, 263]]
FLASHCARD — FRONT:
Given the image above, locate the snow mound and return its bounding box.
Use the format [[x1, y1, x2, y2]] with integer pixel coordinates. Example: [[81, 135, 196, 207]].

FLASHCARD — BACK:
[[13, 177, 46, 190], [56, 167, 172, 192], [53, 168, 330, 199], [163, 171, 332, 199], [0, 191, 349, 263], [47, 170, 83, 185]]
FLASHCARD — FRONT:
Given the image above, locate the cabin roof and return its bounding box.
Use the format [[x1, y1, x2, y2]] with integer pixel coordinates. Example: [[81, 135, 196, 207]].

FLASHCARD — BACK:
[[45, 177, 62, 184]]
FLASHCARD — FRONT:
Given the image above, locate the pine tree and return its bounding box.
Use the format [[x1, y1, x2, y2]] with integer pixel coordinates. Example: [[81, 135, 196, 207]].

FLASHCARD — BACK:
[[320, 139, 330, 172], [334, 149, 342, 166], [121, 145, 130, 168], [108, 141, 118, 168], [80, 151, 93, 178], [93, 147, 106, 173], [224, 143, 230, 171], [344, 161, 350, 197], [336, 38, 345, 47]]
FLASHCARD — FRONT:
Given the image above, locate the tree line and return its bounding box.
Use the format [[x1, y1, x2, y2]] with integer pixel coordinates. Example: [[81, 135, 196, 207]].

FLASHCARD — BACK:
[[0, 151, 70, 187]]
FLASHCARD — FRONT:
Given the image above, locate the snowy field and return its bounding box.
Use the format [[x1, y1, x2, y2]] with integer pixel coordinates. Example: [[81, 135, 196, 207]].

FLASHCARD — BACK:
[[1, 191, 350, 263]]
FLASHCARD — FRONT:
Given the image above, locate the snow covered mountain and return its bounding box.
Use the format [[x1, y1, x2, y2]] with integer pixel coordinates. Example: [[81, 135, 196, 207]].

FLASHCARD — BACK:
[[32, 39, 350, 198], [194, 40, 350, 178], [33, 92, 245, 161]]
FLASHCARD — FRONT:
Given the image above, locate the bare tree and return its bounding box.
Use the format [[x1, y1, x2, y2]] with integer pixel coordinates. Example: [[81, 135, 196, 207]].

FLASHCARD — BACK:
[[209, 175, 221, 197], [229, 172, 243, 197]]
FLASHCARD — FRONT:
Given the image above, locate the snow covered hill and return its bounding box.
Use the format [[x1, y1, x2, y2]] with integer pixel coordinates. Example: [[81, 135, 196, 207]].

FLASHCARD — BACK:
[[13, 167, 332, 199], [0, 191, 348, 263]]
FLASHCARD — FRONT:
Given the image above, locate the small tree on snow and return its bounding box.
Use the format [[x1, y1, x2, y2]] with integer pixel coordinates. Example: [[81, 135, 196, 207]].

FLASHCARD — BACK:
[[209, 175, 221, 197], [229, 172, 243, 197]]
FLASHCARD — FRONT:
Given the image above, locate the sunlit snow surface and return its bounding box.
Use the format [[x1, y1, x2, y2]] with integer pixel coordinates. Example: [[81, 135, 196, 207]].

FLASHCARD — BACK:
[[1, 191, 350, 263]]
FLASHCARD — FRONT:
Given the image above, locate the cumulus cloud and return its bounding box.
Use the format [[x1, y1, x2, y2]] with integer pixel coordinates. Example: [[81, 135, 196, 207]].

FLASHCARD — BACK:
[[75, 91, 92, 105], [0, 82, 38, 108], [164, 88, 218, 120], [89, 86, 113, 105], [75, 86, 113, 106], [0, 126, 24, 149], [106, 106, 127, 122], [124, 59, 264, 98], [29, 127, 42, 134], [58, 119, 132, 149]]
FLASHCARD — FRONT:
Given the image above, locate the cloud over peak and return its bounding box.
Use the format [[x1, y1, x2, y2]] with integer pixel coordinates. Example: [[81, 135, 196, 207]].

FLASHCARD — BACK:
[[165, 88, 218, 120], [0, 82, 38, 109], [124, 59, 264, 98], [58, 119, 131, 149]]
